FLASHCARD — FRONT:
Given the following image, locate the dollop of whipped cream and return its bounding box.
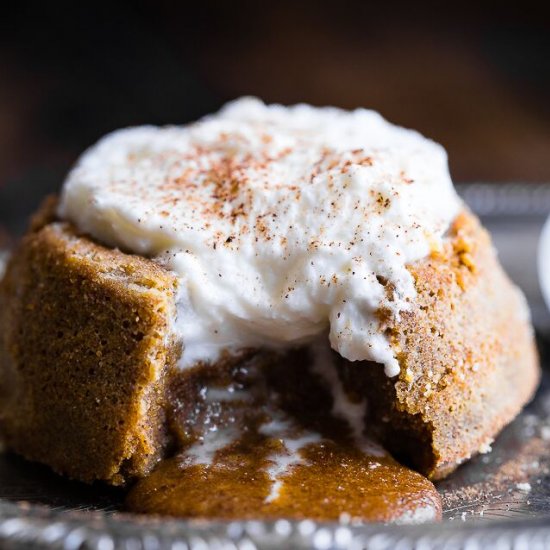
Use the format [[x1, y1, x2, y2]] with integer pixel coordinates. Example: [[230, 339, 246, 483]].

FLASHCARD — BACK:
[[59, 97, 461, 376]]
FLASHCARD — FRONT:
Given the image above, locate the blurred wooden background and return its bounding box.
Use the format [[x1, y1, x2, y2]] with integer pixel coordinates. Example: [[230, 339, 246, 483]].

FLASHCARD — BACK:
[[0, 1, 549, 239]]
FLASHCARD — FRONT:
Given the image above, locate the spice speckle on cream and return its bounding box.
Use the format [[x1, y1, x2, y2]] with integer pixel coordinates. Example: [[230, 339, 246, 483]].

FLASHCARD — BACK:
[[59, 97, 461, 376]]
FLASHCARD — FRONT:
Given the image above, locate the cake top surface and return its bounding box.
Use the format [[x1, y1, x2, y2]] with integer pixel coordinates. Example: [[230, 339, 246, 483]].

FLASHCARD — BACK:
[[59, 97, 461, 375]]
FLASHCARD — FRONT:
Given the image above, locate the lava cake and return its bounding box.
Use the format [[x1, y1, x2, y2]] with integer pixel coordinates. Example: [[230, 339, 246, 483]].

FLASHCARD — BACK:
[[0, 98, 539, 523]]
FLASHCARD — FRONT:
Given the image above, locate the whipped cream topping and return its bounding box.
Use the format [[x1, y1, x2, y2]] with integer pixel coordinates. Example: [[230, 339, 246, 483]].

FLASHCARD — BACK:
[[59, 97, 461, 375]]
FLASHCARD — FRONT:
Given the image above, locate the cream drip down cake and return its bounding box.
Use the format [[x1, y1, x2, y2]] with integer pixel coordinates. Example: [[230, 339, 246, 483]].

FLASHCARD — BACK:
[[0, 99, 539, 523]]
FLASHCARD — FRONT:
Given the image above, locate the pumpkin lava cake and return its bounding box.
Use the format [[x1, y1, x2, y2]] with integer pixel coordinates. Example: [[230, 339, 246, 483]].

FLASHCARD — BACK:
[[0, 99, 539, 523]]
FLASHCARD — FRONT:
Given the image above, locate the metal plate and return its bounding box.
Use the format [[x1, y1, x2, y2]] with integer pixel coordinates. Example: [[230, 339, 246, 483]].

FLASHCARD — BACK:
[[2, 183, 550, 549]]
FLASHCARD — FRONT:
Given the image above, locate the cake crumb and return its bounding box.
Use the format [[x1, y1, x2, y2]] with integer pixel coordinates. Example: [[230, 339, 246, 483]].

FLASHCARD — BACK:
[[478, 439, 493, 454]]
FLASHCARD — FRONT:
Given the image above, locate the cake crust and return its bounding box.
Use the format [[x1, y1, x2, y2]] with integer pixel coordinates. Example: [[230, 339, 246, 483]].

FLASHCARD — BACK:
[[344, 211, 540, 479], [0, 220, 180, 484]]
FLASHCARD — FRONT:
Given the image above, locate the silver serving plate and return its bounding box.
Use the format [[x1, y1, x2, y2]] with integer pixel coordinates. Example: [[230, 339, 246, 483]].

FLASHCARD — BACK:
[[2, 183, 550, 549]]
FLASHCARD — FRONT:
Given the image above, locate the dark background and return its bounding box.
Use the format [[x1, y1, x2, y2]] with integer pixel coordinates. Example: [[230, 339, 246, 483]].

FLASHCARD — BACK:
[[1, 1, 549, 240]]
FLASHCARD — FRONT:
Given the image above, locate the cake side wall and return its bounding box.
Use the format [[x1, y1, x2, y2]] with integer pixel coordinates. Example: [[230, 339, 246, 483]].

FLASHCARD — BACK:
[[0, 222, 180, 485], [354, 209, 540, 479]]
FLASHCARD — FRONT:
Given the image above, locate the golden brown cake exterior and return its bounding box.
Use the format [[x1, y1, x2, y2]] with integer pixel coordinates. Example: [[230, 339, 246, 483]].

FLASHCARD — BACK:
[[0, 220, 180, 485], [0, 207, 539, 485], [345, 210, 540, 479]]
